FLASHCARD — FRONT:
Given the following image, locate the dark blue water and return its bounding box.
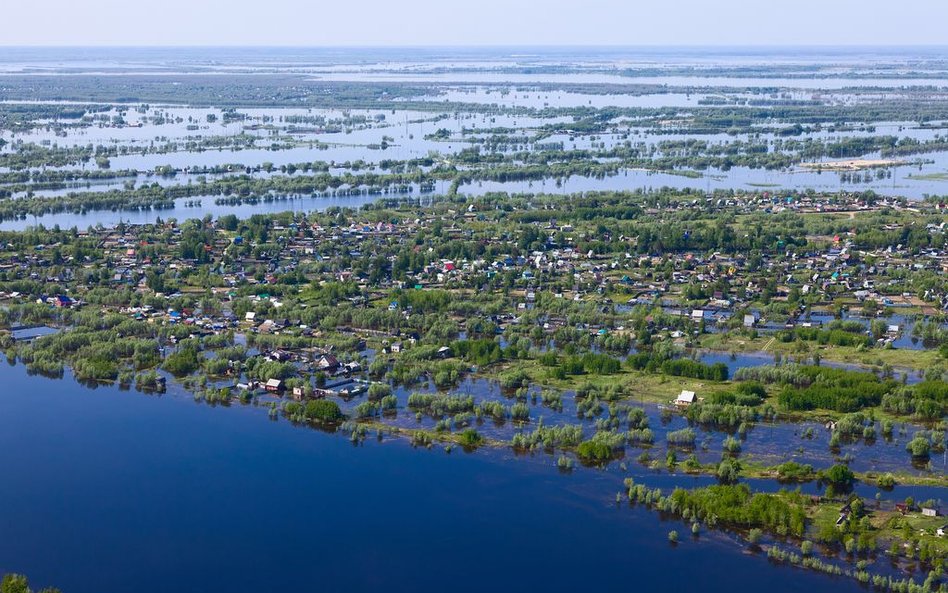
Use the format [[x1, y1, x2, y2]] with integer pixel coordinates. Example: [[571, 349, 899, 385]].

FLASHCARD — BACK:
[[0, 359, 869, 593]]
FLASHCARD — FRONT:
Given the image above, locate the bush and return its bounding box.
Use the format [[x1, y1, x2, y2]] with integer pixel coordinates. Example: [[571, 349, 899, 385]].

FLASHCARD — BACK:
[[775, 461, 815, 482], [577, 439, 613, 462], [667, 427, 697, 446], [304, 399, 343, 422], [1, 574, 30, 593], [819, 464, 855, 487], [163, 347, 200, 377], [723, 435, 742, 453], [669, 484, 806, 538], [556, 353, 622, 377], [717, 459, 740, 483], [510, 402, 530, 421], [458, 429, 483, 448], [876, 473, 896, 489], [452, 338, 505, 365], [354, 401, 379, 419], [777, 367, 894, 412], [709, 390, 763, 407], [734, 365, 811, 387], [661, 359, 728, 381], [685, 403, 760, 428], [907, 435, 931, 459], [367, 383, 392, 400], [511, 424, 583, 450], [407, 393, 475, 416], [499, 369, 530, 389], [538, 351, 559, 367]]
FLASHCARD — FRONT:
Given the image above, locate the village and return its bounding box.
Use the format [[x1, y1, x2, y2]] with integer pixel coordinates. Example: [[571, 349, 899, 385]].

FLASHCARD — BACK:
[[1, 191, 946, 399]]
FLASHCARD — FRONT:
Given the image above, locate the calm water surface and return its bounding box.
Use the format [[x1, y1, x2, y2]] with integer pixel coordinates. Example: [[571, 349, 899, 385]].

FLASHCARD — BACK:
[[0, 359, 871, 593]]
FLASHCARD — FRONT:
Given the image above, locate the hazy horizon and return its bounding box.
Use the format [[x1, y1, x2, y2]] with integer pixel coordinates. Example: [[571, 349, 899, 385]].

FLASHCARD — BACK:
[[4, 0, 947, 47], [2, 44, 948, 48]]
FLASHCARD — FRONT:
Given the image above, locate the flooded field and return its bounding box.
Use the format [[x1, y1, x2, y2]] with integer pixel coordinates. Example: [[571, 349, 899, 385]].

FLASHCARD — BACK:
[[3, 47, 948, 228], [0, 356, 920, 593], [2, 46, 948, 593]]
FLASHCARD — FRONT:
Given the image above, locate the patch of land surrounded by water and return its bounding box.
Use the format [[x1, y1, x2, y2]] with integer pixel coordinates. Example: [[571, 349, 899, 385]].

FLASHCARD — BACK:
[[2, 46, 948, 593]]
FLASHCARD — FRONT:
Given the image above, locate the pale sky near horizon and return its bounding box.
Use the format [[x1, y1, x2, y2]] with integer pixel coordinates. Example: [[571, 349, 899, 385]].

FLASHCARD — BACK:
[[3, 0, 946, 47]]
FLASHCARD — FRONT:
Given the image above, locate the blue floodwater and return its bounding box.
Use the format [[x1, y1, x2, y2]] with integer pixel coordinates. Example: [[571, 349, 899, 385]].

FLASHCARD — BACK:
[[9, 326, 61, 341], [0, 359, 869, 593]]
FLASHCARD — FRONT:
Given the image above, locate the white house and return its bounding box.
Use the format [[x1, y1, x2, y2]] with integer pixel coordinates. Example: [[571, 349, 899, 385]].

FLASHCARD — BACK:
[[676, 390, 697, 407]]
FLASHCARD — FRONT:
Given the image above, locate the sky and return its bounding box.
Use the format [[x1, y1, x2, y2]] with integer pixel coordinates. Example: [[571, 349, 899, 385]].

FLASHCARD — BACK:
[[3, 0, 947, 46]]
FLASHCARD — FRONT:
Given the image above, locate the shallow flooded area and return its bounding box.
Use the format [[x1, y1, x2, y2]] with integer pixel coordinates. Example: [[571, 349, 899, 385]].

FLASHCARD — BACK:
[[2, 45, 948, 593], [0, 359, 875, 593]]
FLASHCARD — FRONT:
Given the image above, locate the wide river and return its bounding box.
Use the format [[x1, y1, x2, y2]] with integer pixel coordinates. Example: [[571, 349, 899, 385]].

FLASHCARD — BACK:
[[0, 358, 872, 593]]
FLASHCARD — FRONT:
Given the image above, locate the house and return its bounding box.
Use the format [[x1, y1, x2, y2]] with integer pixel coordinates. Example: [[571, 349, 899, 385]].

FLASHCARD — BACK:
[[267, 350, 292, 362], [53, 295, 73, 308], [923, 507, 939, 518], [937, 525, 948, 537], [317, 355, 340, 372], [265, 379, 284, 393], [676, 390, 697, 408], [245, 312, 256, 322], [743, 314, 757, 328], [390, 342, 403, 354], [437, 346, 452, 359]]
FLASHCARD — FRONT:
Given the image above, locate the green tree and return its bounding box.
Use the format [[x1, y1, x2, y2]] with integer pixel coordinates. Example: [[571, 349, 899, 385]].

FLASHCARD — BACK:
[[304, 400, 343, 422], [1, 574, 30, 593], [820, 464, 855, 488]]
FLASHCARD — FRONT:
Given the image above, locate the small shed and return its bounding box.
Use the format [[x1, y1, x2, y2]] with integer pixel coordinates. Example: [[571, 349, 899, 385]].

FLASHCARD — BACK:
[[676, 390, 696, 408]]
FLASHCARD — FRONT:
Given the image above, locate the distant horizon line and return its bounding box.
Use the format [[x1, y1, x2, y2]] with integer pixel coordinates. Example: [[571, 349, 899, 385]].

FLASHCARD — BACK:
[[1, 43, 947, 49]]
